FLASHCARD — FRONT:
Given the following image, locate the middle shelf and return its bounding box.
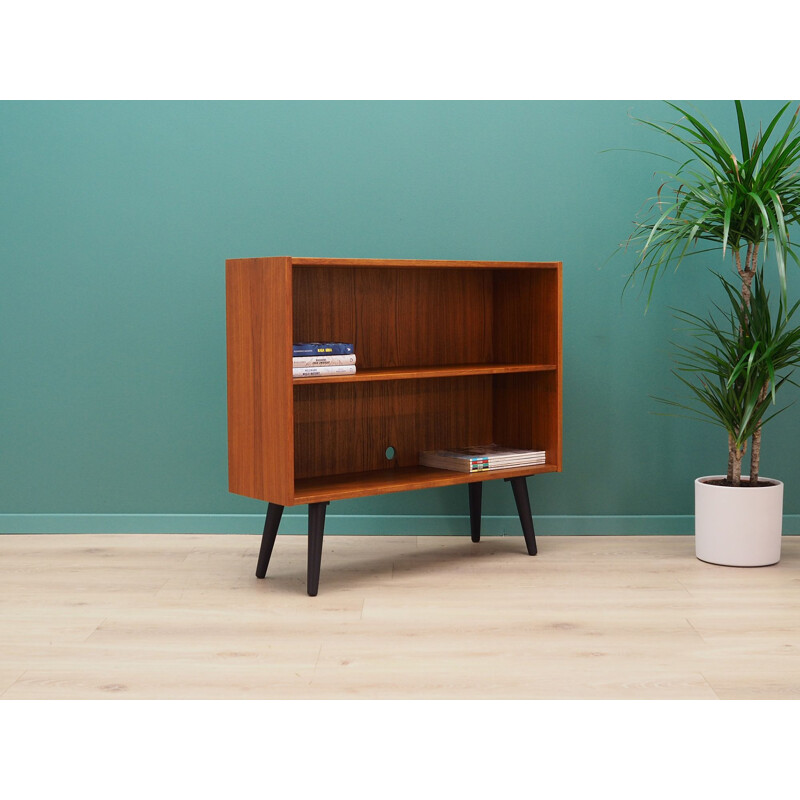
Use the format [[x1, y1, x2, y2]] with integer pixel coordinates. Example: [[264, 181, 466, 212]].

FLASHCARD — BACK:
[[292, 362, 557, 385]]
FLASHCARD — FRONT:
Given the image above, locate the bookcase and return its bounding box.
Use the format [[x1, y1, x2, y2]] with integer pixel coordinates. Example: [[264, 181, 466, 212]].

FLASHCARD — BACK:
[[226, 257, 562, 594]]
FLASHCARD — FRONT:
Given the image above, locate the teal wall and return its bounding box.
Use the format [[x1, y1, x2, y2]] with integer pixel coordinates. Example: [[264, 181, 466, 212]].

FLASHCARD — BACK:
[[2, 100, 798, 535]]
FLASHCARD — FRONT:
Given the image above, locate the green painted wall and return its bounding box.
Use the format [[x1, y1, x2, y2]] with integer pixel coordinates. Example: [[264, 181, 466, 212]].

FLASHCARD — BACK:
[[1, 100, 798, 534]]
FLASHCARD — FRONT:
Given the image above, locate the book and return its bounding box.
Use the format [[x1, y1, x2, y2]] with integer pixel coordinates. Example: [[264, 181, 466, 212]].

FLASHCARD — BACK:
[[293, 365, 357, 378], [292, 354, 357, 367], [293, 342, 355, 356], [419, 444, 547, 473]]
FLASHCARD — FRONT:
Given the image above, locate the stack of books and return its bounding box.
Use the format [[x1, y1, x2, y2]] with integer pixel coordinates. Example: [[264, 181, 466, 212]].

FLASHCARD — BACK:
[[419, 444, 546, 473], [293, 342, 356, 378]]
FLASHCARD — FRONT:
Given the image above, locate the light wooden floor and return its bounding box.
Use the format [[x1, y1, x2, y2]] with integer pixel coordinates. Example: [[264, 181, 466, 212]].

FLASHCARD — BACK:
[[1, 533, 799, 699]]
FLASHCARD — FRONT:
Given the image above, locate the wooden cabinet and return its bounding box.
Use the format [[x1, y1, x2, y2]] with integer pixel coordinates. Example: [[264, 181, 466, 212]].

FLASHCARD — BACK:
[[226, 257, 562, 594]]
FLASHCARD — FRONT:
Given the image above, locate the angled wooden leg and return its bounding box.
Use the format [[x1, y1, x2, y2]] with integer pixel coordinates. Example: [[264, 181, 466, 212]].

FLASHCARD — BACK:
[[468, 481, 482, 542], [256, 503, 284, 578], [307, 501, 329, 596], [506, 476, 537, 556]]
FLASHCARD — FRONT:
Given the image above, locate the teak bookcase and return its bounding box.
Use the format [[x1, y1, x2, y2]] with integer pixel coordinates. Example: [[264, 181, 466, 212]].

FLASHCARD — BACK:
[[226, 257, 562, 595]]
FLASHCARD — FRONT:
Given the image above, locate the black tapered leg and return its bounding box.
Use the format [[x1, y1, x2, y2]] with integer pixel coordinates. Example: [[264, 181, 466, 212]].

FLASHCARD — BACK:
[[307, 501, 329, 596], [468, 482, 483, 542], [507, 476, 537, 556], [256, 503, 284, 578]]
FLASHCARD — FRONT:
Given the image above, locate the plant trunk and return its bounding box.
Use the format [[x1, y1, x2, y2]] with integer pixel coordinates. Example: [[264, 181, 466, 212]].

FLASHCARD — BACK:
[[750, 427, 762, 485], [731, 243, 758, 488], [749, 380, 770, 485], [727, 432, 735, 483], [736, 243, 758, 317], [730, 435, 746, 487]]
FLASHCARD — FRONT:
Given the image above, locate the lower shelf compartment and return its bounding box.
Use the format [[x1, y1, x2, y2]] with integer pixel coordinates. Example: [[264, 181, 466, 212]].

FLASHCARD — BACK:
[[292, 463, 559, 504]]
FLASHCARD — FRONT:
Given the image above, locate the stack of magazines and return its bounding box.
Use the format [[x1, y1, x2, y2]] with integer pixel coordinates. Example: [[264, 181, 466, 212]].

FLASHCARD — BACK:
[[419, 444, 546, 473], [293, 342, 356, 377]]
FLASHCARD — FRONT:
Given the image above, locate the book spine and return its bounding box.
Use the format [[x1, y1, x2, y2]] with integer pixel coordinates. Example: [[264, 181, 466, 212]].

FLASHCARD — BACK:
[[293, 365, 357, 377], [292, 354, 356, 367], [293, 342, 355, 356]]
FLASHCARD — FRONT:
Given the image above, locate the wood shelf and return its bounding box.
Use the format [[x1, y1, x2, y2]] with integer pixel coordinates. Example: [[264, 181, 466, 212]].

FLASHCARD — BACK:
[[293, 463, 560, 504], [290, 257, 560, 270], [293, 362, 557, 385]]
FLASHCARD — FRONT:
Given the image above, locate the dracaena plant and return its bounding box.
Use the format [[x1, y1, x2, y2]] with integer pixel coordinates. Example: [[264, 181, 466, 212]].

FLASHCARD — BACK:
[[658, 271, 800, 486], [624, 100, 800, 485]]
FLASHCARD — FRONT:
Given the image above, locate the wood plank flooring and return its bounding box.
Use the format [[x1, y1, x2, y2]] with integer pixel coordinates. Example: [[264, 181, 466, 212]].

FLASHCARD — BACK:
[[1, 533, 799, 699]]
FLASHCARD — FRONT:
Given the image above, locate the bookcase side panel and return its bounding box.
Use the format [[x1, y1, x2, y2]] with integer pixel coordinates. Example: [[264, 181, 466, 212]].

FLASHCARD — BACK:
[[493, 372, 533, 451], [492, 371, 560, 465], [534, 370, 560, 469], [530, 267, 561, 365], [226, 257, 294, 504], [492, 264, 562, 470], [492, 270, 535, 364], [553, 263, 563, 470], [492, 267, 560, 365]]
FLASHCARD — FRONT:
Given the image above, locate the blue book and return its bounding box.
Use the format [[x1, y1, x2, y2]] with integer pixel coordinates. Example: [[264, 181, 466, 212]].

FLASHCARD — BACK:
[[293, 342, 355, 356]]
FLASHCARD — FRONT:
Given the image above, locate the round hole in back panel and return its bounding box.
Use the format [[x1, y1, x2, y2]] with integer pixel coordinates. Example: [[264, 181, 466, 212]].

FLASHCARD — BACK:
[[385, 446, 396, 461]]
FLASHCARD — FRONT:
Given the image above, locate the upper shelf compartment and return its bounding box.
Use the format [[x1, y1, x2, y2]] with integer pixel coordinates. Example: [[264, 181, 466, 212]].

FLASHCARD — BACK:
[[291, 261, 561, 372]]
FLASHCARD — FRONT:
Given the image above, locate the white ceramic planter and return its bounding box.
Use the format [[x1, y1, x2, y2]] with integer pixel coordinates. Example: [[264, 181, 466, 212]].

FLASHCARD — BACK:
[[695, 475, 784, 567]]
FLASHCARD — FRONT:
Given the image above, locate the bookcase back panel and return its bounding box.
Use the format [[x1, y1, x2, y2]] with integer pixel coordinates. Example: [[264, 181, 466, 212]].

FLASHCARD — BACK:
[[292, 267, 493, 369], [293, 376, 493, 480]]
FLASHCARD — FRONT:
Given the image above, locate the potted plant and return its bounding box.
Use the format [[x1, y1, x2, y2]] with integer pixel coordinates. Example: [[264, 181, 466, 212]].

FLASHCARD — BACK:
[[624, 100, 800, 565], [662, 270, 800, 564]]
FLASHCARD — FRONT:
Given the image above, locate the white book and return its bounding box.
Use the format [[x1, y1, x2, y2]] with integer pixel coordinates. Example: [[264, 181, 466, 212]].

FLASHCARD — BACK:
[[293, 365, 357, 377], [419, 445, 546, 473], [292, 354, 357, 367]]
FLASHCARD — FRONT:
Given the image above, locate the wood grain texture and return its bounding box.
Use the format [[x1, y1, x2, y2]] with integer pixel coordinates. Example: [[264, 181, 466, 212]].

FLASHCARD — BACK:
[[292, 266, 493, 369], [291, 257, 561, 270], [553, 262, 563, 469], [492, 265, 562, 468], [3, 533, 800, 699], [227, 257, 562, 504], [293, 463, 559, 504], [293, 363, 557, 385], [293, 376, 493, 480], [226, 258, 294, 504], [493, 371, 561, 468]]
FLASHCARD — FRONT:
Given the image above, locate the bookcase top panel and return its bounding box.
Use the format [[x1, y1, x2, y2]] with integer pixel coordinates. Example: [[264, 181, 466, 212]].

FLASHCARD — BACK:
[[287, 257, 561, 270]]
